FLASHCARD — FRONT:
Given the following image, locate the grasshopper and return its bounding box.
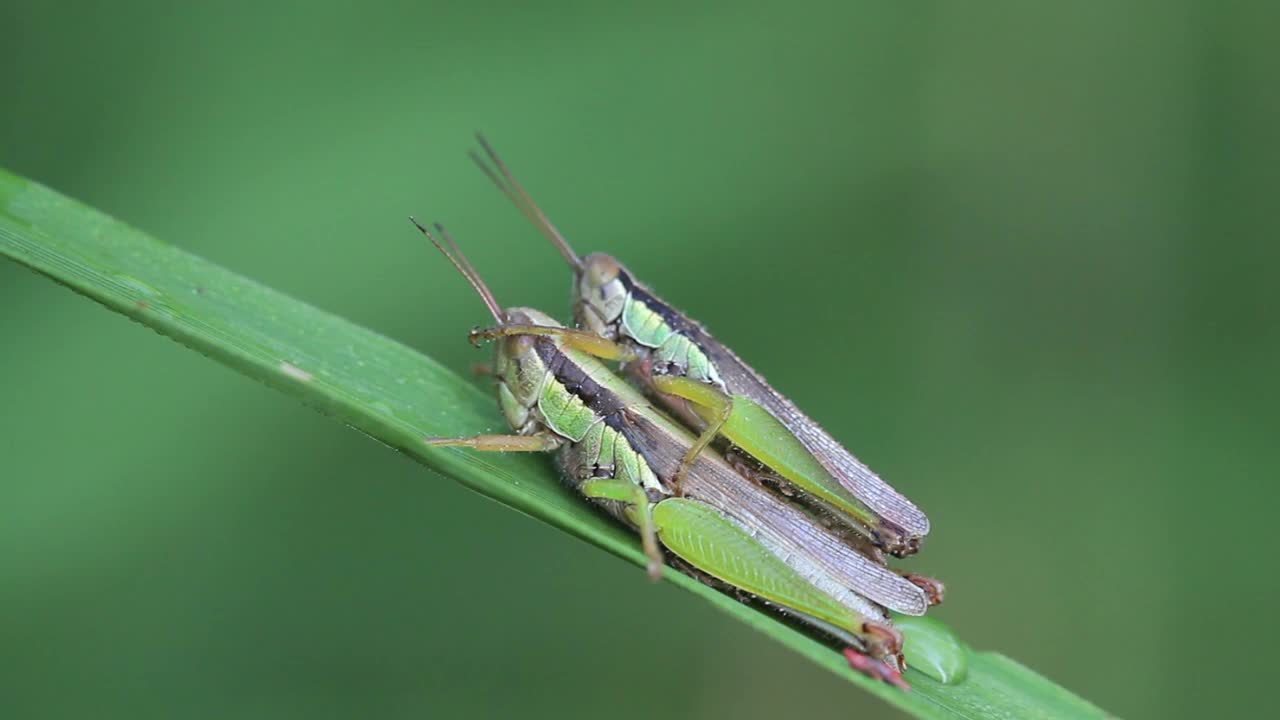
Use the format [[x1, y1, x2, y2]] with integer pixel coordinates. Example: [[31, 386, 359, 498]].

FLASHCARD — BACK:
[[467, 137, 934, 566], [412, 219, 930, 688]]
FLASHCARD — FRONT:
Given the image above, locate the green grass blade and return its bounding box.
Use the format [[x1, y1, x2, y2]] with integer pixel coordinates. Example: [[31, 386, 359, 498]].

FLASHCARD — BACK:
[[0, 168, 1114, 720]]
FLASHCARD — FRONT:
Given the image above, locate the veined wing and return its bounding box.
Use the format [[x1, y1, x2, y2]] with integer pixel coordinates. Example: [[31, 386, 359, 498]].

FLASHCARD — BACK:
[[624, 411, 930, 616], [683, 314, 930, 541]]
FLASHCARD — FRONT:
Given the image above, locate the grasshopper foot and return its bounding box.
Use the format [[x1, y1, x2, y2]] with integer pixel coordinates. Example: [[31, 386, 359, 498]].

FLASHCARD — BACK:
[[646, 556, 664, 582], [843, 648, 911, 691], [900, 572, 945, 606]]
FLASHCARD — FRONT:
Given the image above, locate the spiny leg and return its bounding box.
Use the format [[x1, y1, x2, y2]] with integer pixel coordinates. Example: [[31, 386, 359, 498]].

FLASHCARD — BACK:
[[650, 375, 733, 489], [842, 620, 909, 690], [424, 432, 562, 452], [581, 478, 663, 580], [654, 498, 910, 688], [844, 647, 910, 691], [470, 324, 639, 362]]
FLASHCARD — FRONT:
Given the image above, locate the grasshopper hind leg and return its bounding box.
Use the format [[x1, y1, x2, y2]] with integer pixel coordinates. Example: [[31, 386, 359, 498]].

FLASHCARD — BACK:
[[768, 603, 909, 689], [845, 647, 910, 691], [652, 497, 911, 689], [666, 553, 910, 690]]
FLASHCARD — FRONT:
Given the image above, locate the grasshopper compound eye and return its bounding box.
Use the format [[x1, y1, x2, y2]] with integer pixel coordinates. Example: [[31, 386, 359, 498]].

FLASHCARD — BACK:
[[506, 332, 535, 356], [581, 253, 622, 288], [573, 253, 629, 334]]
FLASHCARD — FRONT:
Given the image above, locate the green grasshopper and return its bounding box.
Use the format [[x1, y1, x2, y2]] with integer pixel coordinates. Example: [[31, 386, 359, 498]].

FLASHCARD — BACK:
[[467, 137, 934, 569], [412, 219, 930, 688]]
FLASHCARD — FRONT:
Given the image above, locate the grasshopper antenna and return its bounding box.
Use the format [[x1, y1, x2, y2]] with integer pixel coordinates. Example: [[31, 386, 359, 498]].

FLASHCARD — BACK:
[[471, 133, 583, 271], [409, 217, 505, 323]]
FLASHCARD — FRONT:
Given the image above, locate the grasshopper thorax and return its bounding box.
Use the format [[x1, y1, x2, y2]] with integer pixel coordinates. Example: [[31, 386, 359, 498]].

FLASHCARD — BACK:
[[574, 252, 630, 339]]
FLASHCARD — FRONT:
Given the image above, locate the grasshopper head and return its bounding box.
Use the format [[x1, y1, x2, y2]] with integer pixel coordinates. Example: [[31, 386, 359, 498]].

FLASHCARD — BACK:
[[411, 218, 563, 432], [574, 253, 630, 339], [493, 307, 561, 428]]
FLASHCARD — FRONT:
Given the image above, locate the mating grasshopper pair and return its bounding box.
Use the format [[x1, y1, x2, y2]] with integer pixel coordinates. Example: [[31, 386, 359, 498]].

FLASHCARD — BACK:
[[415, 138, 943, 689]]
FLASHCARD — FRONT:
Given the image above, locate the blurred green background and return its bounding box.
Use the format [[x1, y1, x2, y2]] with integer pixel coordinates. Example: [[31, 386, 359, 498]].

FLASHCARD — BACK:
[[2, 2, 1276, 718]]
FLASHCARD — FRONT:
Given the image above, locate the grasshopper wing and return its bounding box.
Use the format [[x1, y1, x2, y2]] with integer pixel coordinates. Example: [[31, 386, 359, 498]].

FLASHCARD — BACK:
[[704, 339, 932, 545], [625, 412, 930, 616], [654, 498, 876, 632]]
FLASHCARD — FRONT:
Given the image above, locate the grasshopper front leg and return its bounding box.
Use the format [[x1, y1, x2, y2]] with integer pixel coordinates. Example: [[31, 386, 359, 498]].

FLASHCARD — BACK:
[[470, 324, 640, 362], [425, 432, 563, 452], [425, 431, 678, 577]]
